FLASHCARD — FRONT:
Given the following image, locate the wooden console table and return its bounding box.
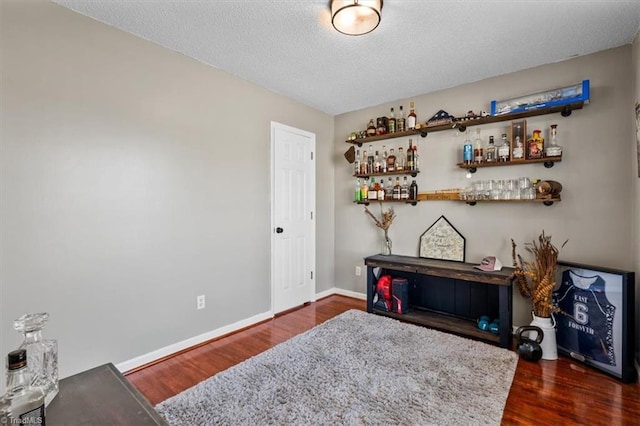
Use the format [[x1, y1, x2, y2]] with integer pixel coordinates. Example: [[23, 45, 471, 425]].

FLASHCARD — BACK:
[[47, 363, 167, 425], [365, 254, 514, 348]]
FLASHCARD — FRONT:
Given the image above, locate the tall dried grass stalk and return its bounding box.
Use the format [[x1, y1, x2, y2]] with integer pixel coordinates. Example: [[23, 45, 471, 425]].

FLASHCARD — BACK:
[[511, 231, 567, 318], [364, 205, 396, 241]]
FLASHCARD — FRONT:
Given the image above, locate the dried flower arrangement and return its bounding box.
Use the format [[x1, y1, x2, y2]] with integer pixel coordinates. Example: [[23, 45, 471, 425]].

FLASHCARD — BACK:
[[511, 231, 567, 318], [364, 205, 396, 254]]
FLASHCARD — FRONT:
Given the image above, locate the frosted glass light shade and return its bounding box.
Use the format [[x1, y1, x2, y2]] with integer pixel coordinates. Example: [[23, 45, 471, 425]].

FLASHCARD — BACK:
[[331, 0, 383, 36]]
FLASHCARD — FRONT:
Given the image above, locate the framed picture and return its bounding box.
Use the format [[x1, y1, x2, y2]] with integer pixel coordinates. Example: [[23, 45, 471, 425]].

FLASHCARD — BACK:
[[418, 215, 465, 262], [553, 261, 636, 383]]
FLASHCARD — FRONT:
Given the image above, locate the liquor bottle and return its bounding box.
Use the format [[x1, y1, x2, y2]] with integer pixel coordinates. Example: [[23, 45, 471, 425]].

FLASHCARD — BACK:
[[386, 148, 396, 172], [485, 136, 496, 162], [385, 178, 394, 200], [388, 108, 396, 133], [397, 147, 405, 171], [355, 179, 361, 202], [473, 129, 484, 163], [512, 135, 524, 159], [407, 102, 417, 130], [381, 146, 388, 173], [366, 119, 376, 137], [406, 139, 415, 171], [463, 130, 473, 165], [401, 176, 409, 200], [393, 177, 402, 200], [498, 133, 510, 162], [0, 349, 46, 425], [368, 178, 378, 200], [409, 180, 418, 200], [545, 124, 562, 157], [367, 145, 374, 173], [374, 151, 381, 173], [360, 179, 368, 200], [377, 180, 385, 200], [361, 150, 368, 174], [413, 143, 419, 170], [397, 106, 406, 132], [354, 149, 361, 174]]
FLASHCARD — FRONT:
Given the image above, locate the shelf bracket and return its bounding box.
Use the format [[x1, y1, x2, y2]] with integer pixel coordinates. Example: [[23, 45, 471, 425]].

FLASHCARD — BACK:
[[418, 129, 428, 138], [466, 167, 477, 174], [455, 123, 467, 132], [543, 200, 554, 206], [543, 161, 555, 169], [407, 201, 418, 206], [356, 142, 363, 147], [560, 105, 572, 117], [466, 201, 477, 206]]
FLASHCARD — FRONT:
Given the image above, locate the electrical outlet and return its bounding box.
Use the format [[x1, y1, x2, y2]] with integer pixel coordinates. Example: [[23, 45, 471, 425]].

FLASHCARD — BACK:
[[197, 295, 205, 310], [355, 266, 361, 276]]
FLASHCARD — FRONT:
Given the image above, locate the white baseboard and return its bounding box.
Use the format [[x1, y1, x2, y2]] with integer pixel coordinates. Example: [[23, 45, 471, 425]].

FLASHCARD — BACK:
[[116, 287, 365, 374], [116, 310, 273, 373], [332, 287, 367, 300]]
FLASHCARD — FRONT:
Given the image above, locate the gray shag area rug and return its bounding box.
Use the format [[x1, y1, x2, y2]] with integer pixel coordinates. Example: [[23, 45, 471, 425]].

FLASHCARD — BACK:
[[156, 310, 517, 425]]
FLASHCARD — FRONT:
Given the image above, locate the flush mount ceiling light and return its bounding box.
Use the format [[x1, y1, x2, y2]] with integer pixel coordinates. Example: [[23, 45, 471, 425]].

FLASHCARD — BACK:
[[331, 0, 383, 36]]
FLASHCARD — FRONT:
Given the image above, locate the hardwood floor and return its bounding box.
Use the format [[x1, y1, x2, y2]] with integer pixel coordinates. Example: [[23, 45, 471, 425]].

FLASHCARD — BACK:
[[126, 295, 640, 425]]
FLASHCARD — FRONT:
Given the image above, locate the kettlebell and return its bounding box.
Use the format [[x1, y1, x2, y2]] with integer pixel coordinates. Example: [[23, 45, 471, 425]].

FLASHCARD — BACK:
[[477, 315, 490, 331], [516, 325, 544, 362]]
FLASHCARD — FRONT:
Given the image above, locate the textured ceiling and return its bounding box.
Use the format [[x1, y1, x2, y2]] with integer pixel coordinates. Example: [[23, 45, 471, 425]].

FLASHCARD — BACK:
[[52, 0, 640, 116]]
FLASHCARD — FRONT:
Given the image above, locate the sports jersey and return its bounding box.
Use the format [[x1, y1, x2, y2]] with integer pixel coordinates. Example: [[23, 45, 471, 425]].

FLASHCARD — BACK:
[[555, 269, 616, 366]]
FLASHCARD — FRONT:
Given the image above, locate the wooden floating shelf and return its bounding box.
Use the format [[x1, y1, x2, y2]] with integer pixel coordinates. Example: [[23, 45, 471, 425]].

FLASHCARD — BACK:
[[345, 129, 417, 146], [344, 101, 585, 144], [463, 197, 561, 206], [354, 170, 420, 178], [457, 157, 562, 172], [355, 199, 419, 206]]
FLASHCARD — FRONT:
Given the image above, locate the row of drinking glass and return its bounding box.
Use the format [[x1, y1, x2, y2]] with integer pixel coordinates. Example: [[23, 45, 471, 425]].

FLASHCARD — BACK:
[[460, 178, 537, 201]]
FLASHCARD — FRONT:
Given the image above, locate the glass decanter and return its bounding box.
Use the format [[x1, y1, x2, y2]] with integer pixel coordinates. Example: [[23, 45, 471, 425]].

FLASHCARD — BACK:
[[545, 124, 563, 157], [13, 313, 58, 407]]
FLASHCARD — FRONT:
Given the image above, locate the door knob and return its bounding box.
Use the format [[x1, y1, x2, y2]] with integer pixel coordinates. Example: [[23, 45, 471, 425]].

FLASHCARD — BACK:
[[276, 227, 284, 233]]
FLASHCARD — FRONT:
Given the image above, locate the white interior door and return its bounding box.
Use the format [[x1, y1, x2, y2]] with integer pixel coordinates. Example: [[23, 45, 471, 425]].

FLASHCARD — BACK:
[[271, 122, 315, 314]]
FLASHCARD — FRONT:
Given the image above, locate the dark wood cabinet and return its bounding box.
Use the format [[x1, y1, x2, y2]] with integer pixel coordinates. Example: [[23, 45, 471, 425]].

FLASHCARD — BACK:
[[47, 363, 167, 425], [365, 254, 514, 348]]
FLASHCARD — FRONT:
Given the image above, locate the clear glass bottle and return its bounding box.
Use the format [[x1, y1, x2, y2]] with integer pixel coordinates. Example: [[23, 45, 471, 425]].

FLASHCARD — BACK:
[[397, 105, 406, 132], [360, 179, 369, 200], [396, 147, 405, 171], [0, 349, 46, 424], [473, 129, 484, 163], [366, 119, 376, 137], [545, 124, 563, 157], [377, 180, 385, 200], [401, 176, 409, 200], [413, 143, 419, 170], [381, 145, 388, 172], [407, 102, 417, 130], [512, 135, 524, 159], [485, 136, 496, 162], [393, 177, 402, 200], [368, 178, 378, 200], [367, 145, 374, 173], [354, 149, 361, 175], [361, 150, 368, 174], [388, 107, 396, 133], [385, 178, 393, 200], [374, 151, 381, 173], [463, 130, 473, 165], [498, 133, 510, 162], [14, 313, 58, 407], [386, 148, 396, 172]]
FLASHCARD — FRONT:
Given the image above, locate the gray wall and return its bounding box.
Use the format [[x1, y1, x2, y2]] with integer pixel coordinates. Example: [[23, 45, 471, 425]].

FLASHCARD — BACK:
[[0, 0, 335, 388], [334, 46, 635, 329]]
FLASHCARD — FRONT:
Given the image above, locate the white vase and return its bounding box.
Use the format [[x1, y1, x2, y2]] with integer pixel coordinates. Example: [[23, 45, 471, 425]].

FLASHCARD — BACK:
[[530, 312, 558, 360]]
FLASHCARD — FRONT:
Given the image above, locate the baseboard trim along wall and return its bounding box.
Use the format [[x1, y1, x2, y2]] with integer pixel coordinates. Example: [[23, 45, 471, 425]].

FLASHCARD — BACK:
[[116, 287, 365, 374]]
